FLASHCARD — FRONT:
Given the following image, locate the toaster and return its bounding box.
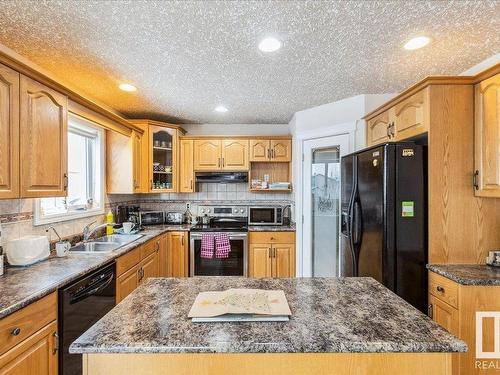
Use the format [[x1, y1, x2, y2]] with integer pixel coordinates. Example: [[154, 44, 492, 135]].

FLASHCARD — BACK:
[[165, 212, 184, 224], [5, 235, 50, 266]]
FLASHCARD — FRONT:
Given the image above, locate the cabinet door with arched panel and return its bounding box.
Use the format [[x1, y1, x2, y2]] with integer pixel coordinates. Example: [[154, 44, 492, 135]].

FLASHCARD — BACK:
[[222, 139, 249, 170], [0, 63, 19, 199], [20, 75, 67, 198]]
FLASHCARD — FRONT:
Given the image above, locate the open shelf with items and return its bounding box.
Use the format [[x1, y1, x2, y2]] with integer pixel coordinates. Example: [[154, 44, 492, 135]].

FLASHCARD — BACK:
[[249, 161, 292, 193]]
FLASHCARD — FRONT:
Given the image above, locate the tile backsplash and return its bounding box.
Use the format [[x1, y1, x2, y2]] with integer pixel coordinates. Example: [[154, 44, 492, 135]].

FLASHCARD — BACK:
[[0, 183, 294, 244]]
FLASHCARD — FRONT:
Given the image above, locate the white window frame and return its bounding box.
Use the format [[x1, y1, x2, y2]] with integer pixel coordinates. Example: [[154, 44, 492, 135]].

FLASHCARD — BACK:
[[34, 115, 106, 226]]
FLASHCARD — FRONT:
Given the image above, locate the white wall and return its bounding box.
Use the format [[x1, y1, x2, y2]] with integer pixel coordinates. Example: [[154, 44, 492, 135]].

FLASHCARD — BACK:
[[182, 123, 290, 136], [460, 53, 500, 76]]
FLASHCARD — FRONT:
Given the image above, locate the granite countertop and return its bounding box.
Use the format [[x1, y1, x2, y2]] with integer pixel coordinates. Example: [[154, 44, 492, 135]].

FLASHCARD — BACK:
[[70, 277, 466, 354], [428, 264, 500, 286], [0, 225, 192, 319], [248, 223, 296, 232]]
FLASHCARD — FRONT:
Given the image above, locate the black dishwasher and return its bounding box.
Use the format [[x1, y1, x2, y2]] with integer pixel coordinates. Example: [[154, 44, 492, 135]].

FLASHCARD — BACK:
[[58, 262, 116, 375]]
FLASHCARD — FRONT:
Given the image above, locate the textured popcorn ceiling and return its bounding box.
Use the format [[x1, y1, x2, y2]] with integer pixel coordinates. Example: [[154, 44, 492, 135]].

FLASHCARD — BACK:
[[0, 0, 498, 124]]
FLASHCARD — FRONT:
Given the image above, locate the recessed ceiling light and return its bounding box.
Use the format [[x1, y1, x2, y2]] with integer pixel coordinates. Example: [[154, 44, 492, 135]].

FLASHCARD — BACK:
[[258, 37, 282, 53], [404, 36, 431, 50], [118, 83, 137, 92], [214, 105, 228, 113]]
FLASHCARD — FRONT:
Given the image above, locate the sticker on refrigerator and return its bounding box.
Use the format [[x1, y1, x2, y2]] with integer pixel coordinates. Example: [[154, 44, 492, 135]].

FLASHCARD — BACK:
[[401, 201, 415, 217]]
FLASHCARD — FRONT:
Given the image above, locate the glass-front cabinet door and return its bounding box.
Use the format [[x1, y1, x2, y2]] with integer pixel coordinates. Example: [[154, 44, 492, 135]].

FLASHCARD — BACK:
[[149, 125, 177, 192]]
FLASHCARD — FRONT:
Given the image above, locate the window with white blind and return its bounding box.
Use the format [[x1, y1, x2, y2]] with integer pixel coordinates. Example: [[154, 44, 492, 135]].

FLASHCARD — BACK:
[[34, 115, 105, 225]]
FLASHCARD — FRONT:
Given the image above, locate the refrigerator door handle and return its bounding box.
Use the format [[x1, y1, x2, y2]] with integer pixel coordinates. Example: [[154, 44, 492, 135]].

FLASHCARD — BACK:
[[352, 200, 363, 246]]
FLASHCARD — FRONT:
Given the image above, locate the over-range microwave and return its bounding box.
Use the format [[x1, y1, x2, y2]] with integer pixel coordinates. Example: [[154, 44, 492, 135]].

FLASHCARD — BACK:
[[248, 206, 283, 226]]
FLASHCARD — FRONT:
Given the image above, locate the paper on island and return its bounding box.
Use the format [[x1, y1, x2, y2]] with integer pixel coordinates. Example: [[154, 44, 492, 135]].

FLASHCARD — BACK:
[[188, 289, 292, 318]]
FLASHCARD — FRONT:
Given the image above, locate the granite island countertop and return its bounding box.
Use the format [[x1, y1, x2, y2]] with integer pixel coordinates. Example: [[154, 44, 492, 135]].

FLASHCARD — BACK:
[[0, 225, 192, 319], [428, 264, 500, 286], [70, 277, 467, 354]]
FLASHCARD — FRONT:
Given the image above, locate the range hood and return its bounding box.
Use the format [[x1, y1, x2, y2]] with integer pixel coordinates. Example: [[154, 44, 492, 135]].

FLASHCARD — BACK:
[[195, 172, 248, 183]]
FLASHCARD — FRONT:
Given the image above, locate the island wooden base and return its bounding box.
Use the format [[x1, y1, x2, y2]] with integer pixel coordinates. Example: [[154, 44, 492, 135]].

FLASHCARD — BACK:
[[83, 352, 452, 375]]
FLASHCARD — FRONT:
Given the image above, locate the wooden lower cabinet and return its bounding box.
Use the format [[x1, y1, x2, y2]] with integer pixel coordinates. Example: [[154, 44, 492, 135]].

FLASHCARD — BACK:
[[115, 237, 161, 303], [248, 244, 272, 278], [167, 231, 188, 277], [429, 271, 500, 375], [429, 294, 459, 335], [116, 264, 140, 303], [158, 234, 168, 277], [248, 232, 295, 278], [0, 292, 58, 375], [0, 321, 58, 375]]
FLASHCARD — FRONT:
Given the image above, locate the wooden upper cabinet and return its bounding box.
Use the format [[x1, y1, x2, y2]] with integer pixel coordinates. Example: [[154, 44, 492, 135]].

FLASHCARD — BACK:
[[194, 139, 221, 171], [249, 244, 272, 278], [221, 139, 248, 170], [179, 139, 194, 192], [249, 140, 269, 161], [19, 75, 68, 198], [0, 63, 19, 199], [149, 125, 178, 192], [270, 140, 291, 162], [132, 131, 142, 192], [366, 110, 392, 146], [107, 130, 145, 194], [474, 73, 500, 197], [393, 88, 429, 141]]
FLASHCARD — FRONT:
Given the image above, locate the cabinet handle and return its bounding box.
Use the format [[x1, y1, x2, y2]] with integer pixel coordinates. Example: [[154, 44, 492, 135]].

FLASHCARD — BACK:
[[150, 180, 153, 190], [272, 149, 275, 159], [53, 332, 59, 354], [222, 158, 225, 167], [473, 170, 479, 190], [11, 327, 21, 336], [190, 180, 193, 190], [267, 149, 270, 159], [63, 173, 68, 191], [386, 125, 391, 138], [269, 248, 272, 258], [182, 236, 184, 246], [156, 241, 160, 252], [427, 304, 433, 319], [436, 286, 445, 293]]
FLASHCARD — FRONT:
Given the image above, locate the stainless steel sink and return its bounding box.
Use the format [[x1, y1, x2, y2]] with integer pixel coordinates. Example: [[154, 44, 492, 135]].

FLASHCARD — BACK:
[[93, 234, 144, 244], [70, 242, 122, 253], [70, 234, 144, 253]]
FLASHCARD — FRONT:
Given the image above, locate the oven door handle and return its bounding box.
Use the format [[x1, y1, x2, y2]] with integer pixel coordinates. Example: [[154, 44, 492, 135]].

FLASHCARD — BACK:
[[191, 233, 248, 239]]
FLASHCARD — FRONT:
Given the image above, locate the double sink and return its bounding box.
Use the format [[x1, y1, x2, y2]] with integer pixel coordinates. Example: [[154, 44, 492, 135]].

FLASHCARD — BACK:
[[70, 234, 144, 253]]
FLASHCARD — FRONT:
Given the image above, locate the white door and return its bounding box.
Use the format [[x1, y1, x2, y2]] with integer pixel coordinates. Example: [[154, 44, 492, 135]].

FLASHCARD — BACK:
[[302, 134, 351, 277]]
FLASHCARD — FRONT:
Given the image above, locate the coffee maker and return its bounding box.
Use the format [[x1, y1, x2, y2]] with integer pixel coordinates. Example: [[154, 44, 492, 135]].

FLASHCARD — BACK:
[[115, 205, 140, 228]]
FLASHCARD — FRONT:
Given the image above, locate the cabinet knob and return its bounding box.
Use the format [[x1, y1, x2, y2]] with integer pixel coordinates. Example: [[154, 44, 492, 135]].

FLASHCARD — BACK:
[[436, 286, 445, 293], [11, 327, 21, 336]]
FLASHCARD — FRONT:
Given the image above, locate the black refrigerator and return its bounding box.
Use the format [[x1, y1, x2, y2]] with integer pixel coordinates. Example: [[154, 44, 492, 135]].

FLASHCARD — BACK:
[[340, 142, 427, 313]]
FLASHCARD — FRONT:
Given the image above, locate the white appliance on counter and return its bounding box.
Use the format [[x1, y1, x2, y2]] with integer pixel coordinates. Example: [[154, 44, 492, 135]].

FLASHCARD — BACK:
[[5, 235, 50, 266]]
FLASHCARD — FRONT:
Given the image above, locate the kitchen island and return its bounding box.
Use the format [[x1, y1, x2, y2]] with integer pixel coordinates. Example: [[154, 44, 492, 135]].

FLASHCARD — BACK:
[[70, 277, 466, 375]]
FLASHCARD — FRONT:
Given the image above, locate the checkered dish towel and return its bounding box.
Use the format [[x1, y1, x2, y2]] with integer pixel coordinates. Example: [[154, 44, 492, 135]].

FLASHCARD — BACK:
[[215, 233, 231, 259], [201, 233, 215, 259]]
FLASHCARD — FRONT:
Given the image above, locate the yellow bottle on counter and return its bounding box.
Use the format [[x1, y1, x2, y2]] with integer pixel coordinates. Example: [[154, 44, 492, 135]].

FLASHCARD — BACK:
[[106, 210, 114, 236]]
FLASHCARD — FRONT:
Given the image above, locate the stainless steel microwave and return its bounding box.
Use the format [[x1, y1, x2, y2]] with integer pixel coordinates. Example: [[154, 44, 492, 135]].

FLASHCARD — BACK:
[[139, 211, 165, 226], [248, 206, 283, 226]]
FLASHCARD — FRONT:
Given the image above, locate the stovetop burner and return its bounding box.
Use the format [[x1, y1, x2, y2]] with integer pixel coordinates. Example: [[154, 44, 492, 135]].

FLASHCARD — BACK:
[[194, 205, 249, 233]]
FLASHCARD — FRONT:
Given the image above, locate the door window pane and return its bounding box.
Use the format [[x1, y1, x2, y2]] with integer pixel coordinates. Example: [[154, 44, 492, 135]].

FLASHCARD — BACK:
[[311, 147, 340, 276]]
